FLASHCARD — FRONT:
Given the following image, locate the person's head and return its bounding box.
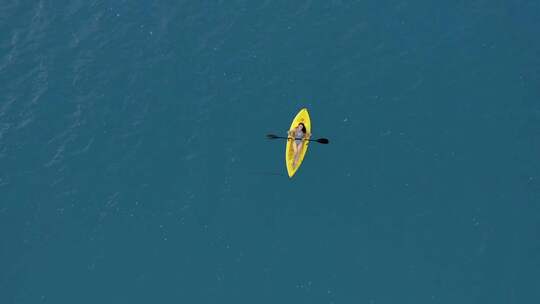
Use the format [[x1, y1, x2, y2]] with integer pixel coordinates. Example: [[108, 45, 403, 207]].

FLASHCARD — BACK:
[[297, 123, 306, 133]]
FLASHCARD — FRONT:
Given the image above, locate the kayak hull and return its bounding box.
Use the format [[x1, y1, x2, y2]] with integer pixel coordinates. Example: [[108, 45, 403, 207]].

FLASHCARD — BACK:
[[286, 108, 311, 177]]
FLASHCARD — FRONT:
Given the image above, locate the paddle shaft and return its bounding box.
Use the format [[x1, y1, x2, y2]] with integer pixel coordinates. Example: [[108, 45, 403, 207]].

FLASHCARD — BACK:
[[270, 136, 323, 143]]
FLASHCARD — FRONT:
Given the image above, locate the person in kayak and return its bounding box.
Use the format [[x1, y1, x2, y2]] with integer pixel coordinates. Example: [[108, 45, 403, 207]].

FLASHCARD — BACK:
[[288, 122, 310, 168]]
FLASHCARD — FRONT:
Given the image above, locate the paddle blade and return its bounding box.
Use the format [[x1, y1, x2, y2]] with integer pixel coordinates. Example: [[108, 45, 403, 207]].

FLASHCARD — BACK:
[[266, 134, 280, 139], [316, 138, 329, 144]]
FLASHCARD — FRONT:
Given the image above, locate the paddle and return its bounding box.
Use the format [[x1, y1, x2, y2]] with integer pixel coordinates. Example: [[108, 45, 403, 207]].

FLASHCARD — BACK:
[[266, 134, 329, 144]]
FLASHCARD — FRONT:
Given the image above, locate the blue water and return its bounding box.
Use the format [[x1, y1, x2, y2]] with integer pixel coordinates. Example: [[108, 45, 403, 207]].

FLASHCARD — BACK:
[[2, 1, 540, 303]]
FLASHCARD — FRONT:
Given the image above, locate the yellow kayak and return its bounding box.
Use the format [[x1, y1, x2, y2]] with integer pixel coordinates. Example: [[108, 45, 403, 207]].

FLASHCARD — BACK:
[[286, 108, 311, 177]]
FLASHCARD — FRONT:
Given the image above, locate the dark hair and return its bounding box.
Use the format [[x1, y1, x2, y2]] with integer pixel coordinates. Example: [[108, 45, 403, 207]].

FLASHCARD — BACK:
[[298, 123, 306, 133]]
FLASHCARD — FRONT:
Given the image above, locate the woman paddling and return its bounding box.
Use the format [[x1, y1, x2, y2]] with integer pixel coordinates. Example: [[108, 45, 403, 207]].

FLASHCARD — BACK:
[[288, 122, 311, 168]]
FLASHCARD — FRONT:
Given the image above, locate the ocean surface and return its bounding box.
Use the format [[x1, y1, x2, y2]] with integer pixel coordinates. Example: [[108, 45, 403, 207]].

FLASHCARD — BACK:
[[1, 1, 539, 303]]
